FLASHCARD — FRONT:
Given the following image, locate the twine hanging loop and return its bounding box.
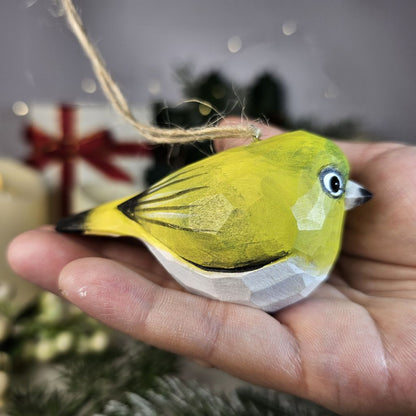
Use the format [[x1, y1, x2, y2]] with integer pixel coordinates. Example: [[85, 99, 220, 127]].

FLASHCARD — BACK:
[[61, 0, 261, 144]]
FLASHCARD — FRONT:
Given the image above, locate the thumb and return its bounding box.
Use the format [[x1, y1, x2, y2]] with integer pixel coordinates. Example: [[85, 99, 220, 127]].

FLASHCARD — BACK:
[[334, 140, 405, 179]]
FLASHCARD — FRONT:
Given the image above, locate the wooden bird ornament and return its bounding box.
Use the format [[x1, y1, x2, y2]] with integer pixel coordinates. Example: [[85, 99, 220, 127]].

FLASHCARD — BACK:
[[56, 131, 371, 312]]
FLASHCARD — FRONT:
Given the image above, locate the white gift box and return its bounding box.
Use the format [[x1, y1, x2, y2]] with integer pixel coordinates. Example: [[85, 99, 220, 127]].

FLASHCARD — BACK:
[[25, 104, 154, 218]]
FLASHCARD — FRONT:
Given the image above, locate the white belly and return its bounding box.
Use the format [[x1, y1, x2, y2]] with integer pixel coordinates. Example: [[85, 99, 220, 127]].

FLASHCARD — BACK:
[[144, 242, 330, 312]]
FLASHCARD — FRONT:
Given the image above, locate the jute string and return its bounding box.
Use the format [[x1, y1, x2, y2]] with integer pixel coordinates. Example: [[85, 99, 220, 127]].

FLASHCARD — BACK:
[[61, 0, 261, 144]]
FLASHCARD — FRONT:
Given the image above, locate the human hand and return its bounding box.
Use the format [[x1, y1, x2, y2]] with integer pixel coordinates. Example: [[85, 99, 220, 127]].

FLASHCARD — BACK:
[[8, 123, 416, 415]]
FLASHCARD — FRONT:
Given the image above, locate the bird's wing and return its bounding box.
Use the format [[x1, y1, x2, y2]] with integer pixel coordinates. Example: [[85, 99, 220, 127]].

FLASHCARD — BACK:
[[117, 153, 297, 270]]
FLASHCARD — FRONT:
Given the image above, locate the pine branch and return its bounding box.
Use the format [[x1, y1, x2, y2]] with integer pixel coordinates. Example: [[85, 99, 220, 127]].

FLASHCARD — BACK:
[[235, 387, 339, 416], [7, 336, 338, 416], [6, 340, 178, 416], [7, 387, 80, 416], [99, 376, 239, 416], [97, 376, 339, 416]]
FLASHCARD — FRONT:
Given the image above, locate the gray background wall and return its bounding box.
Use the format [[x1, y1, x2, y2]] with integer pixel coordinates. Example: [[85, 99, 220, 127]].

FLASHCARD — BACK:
[[1, 0, 415, 157]]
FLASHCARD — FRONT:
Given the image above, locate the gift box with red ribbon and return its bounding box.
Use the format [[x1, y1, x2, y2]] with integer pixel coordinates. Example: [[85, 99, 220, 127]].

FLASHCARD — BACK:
[[25, 104, 154, 219]]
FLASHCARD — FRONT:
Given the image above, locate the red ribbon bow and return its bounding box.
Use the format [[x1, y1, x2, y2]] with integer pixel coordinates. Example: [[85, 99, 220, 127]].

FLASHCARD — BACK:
[[25, 104, 153, 216]]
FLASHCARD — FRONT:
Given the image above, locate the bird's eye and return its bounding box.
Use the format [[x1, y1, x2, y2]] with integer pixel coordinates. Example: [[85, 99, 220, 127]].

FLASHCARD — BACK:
[[319, 167, 345, 198]]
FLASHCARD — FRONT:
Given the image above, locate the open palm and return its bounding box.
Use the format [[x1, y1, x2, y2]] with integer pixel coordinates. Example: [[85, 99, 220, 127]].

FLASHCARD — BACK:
[[8, 125, 416, 415]]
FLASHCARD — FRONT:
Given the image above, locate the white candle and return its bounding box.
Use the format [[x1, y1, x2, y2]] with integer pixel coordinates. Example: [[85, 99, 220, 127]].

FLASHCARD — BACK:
[[0, 158, 48, 310]]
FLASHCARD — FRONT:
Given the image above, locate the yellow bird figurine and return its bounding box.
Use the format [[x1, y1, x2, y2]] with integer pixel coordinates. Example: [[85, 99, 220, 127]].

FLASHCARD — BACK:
[[56, 131, 371, 312]]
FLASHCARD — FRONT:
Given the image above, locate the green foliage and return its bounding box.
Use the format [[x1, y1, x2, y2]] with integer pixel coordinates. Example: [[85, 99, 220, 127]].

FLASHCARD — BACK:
[[7, 340, 178, 416], [8, 387, 80, 416], [235, 387, 338, 416], [245, 73, 288, 127], [1, 293, 110, 366], [3, 291, 338, 416], [97, 376, 338, 416], [155, 66, 360, 139]]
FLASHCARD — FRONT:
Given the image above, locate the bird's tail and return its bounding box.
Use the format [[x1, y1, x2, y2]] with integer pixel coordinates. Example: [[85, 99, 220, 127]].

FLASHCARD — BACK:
[[56, 195, 144, 239]]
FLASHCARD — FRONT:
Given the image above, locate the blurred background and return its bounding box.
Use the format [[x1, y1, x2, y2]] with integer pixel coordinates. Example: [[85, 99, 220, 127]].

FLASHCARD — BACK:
[[0, 1, 415, 414], [1, 0, 416, 159]]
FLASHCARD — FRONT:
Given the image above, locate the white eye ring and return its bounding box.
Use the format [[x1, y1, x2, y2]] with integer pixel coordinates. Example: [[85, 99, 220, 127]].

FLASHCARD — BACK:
[[319, 167, 345, 198]]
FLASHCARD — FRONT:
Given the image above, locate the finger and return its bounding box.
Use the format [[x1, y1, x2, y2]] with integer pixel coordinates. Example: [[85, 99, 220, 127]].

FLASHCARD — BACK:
[[7, 228, 100, 294], [7, 228, 171, 294], [340, 144, 416, 266], [215, 117, 285, 152], [334, 140, 405, 179], [58, 257, 302, 392], [337, 253, 416, 298], [88, 236, 169, 278], [276, 286, 397, 414]]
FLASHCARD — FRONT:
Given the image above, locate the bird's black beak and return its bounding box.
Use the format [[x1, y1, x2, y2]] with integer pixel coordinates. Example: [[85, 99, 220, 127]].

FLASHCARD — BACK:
[[344, 180, 372, 210]]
